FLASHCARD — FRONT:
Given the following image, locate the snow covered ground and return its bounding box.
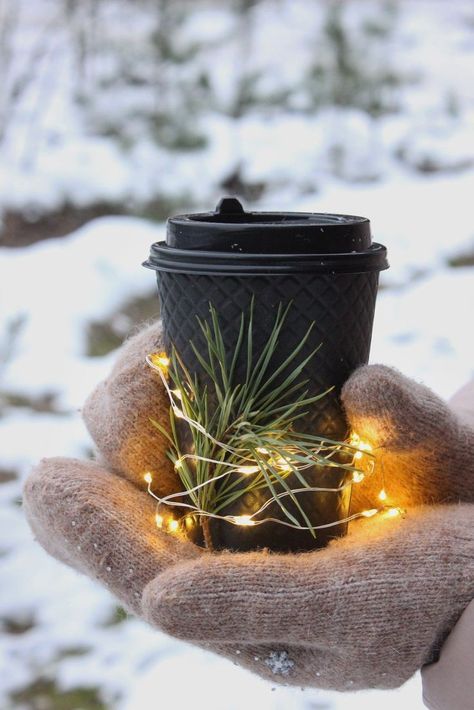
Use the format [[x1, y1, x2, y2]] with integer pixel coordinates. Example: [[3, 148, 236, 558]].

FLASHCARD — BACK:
[[1, 0, 474, 708], [2, 0, 474, 216]]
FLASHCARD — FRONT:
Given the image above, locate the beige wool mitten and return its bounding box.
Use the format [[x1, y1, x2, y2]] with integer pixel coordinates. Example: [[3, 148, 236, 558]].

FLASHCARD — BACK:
[[145, 504, 474, 690], [23, 320, 474, 691], [82, 322, 178, 499], [342, 365, 474, 513]]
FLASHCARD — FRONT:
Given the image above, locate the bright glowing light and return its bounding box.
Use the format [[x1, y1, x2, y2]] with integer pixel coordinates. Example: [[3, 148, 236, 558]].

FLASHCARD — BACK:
[[362, 508, 378, 518], [385, 507, 401, 518], [378, 489, 388, 502], [353, 471, 365, 483], [174, 457, 184, 470], [144, 472, 152, 484], [233, 515, 256, 526], [268, 456, 292, 472], [155, 513, 164, 528], [236, 465, 260, 474], [168, 519, 180, 532], [149, 352, 170, 370], [171, 389, 183, 400], [349, 432, 372, 460]]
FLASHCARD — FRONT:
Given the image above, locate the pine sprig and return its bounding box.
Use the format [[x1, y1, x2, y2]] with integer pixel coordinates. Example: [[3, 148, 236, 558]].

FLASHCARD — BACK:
[[152, 300, 363, 535]]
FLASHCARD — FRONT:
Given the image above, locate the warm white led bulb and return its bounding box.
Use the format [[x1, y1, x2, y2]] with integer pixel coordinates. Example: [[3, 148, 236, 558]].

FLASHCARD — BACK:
[[362, 508, 378, 518], [233, 515, 255, 526], [349, 432, 372, 459], [268, 456, 292, 472], [236, 465, 260, 474], [149, 352, 170, 369]]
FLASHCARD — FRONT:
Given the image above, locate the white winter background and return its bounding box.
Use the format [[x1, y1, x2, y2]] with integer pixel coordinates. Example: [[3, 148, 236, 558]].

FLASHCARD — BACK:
[[1, 0, 474, 708]]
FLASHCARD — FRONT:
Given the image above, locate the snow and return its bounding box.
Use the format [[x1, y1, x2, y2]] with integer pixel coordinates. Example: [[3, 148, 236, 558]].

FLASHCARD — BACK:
[[2, 0, 474, 215], [1, 0, 474, 708], [265, 650, 296, 676]]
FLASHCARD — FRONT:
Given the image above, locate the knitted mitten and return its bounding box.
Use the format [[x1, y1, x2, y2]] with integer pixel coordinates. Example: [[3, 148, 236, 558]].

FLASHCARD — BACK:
[[144, 504, 474, 690], [82, 322, 178, 498], [342, 365, 474, 513], [23, 320, 474, 690], [24, 457, 200, 614]]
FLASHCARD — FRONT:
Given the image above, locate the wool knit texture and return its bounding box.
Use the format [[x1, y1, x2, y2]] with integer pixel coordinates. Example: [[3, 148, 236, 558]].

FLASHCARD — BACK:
[[144, 504, 474, 690], [341, 365, 474, 513], [23, 320, 474, 691], [422, 598, 474, 710], [23, 457, 200, 614], [82, 322, 179, 499]]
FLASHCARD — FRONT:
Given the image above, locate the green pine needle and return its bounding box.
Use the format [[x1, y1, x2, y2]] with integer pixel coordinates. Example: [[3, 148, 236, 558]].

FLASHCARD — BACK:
[[151, 301, 360, 534]]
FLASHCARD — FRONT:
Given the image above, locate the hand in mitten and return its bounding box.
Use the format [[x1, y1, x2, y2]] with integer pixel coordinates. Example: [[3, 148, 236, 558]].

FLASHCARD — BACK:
[[23, 323, 201, 615], [145, 504, 474, 691], [344, 368, 474, 513], [23, 321, 474, 691]]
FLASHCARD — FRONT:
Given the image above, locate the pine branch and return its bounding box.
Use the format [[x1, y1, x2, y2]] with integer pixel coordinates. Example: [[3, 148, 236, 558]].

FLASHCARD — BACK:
[[155, 302, 361, 532]]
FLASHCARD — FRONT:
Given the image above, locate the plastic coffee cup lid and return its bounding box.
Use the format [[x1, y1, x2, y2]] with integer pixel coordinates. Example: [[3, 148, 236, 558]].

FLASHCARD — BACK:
[[144, 197, 389, 275]]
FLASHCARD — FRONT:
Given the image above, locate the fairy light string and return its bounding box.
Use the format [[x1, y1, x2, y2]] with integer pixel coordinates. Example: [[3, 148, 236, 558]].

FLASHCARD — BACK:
[[145, 351, 403, 534]]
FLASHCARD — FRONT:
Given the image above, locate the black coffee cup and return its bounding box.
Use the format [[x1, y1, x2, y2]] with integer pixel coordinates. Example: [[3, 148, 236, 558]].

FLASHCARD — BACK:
[[144, 197, 388, 552]]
